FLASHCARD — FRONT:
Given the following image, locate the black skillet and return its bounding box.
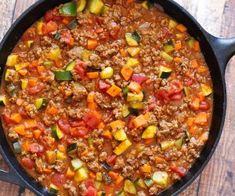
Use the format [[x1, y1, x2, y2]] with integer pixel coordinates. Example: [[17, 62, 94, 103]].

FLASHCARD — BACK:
[[0, 0, 235, 195]]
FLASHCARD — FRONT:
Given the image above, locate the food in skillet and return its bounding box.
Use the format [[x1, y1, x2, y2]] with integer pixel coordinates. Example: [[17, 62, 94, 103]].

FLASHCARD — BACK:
[[0, 0, 213, 195]]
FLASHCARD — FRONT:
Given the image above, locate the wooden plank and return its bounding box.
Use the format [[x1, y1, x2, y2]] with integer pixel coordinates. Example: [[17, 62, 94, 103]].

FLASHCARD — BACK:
[[197, 0, 235, 195]]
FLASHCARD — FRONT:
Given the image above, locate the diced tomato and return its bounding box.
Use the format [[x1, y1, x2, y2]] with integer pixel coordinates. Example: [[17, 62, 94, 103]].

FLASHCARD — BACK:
[[61, 30, 74, 46], [69, 120, 86, 128], [29, 143, 44, 154], [106, 155, 117, 164], [169, 80, 183, 94], [98, 80, 111, 91], [85, 179, 95, 188], [99, 31, 110, 42], [75, 61, 86, 79], [42, 21, 58, 35], [19, 107, 28, 118], [103, 111, 113, 123], [131, 74, 148, 85], [28, 83, 45, 95], [51, 173, 66, 187], [199, 101, 210, 111], [109, 22, 121, 39], [83, 111, 101, 129], [155, 89, 170, 103], [184, 77, 194, 86], [170, 166, 187, 177], [169, 92, 183, 101], [44, 9, 61, 22], [21, 157, 34, 170], [127, 116, 135, 129], [85, 186, 97, 196], [2, 111, 13, 125], [70, 126, 89, 137], [58, 119, 71, 134]]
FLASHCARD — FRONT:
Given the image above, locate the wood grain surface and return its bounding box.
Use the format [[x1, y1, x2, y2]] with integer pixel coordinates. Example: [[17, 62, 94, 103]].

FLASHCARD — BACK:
[[0, 0, 234, 196]]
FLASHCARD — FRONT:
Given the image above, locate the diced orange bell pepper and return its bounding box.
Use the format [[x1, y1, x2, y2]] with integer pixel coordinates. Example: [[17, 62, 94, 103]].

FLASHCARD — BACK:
[[102, 130, 112, 139], [175, 41, 182, 50], [33, 129, 42, 139], [194, 112, 208, 126], [24, 119, 37, 129], [115, 175, 124, 185], [133, 114, 148, 128], [87, 72, 99, 79], [190, 97, 200, 111], [106, 85, 122, 97], [87, 39, 98, 50], [193, 41, 200, 52], [191, 59, 199, 68], [46, 105, 58, 115], [14, 124, 26, 136], [66, 167, 75, 178], [141, 164, 152, 173], [110, 120, 125, 130], [176, 24, 187, 32], [10, 113, 22, 123], [121, 66, 133, 81], [28, 78, 38, 87], [108, 171, 119, 180], [128, 81, 142, 93], [155, 156, 166, 164]]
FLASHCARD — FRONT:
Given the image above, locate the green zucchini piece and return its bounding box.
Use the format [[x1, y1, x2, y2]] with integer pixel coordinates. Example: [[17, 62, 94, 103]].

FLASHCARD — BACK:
[[43, 61, 54, 69], [201, 84, 213, 96], [152, 171, 169, 187], [159, 66, 172, 79], [67, 19, 78, 30], [35, 98, 47, 110], [129, 108, 139, 116], [122, 86, 129, 96], [74, 167, 88, 182], [12, 141, 21, 154], [160, 140, 175, 150], [141, 1, 152, 9], [26, 40, 34, 48], [144, 178, 154, 187], [6, 83, 17, 96], [60, 2, 77, 16], [187, 37, 195, 49], [97, 191, 106, 196], [0, 95, 7, 106], [66, 61, 76, 71], [175, 136, 185, 149], [124, 179, 136, 194], [54, 70, 72, 81], [183, 87, 191, 97], [77, 0, 86, 12], [125, 32, 141, 46], [21, 79, 28, 90], [54, 32, 61, 40], [163, 44, 174, 53], [71, 158, 83, 170], [136, 178, 147, 189], [88, 0, 104, 15], [67, 143, 77, 154], [122, 105, 130, 118], [51, 125, 64, 140], [5, 69, 16, 82], [112, 129, 127, 141], [95, 181, 101, 189], [169, 19, 178, 29], [161, 51, 173, 62], [117, 191, 126, 196], [49, 184, 59, 195], [142, 125, 157, 139]]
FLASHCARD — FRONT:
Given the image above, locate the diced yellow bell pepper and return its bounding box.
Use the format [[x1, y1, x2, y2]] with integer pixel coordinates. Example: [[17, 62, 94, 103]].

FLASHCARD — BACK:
[[127, 92, 144, 102], [201, 84, 212, 96], [74, 167, 88, 183], [114, 140, 132, 155], [47, 48, 62, 60], [15, 63, 28, 71], [152, 171, 169, 187], [110, 120, 126, 130], [142, 125, 157, 139], [21, 79, 28, 90], [112, 129, 127, 141], [127, 47, 141, 57], [125, 58, 140, 67], [6, 54, 18, 66]]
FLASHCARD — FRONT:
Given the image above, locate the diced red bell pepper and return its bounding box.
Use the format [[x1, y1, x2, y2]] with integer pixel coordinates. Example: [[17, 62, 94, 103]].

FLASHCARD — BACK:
[[70, 126, 89, 137], [106, 155, 117, 164], [170, 166, 187, 177], [155, 89, 170, 103], [21, 157, 34, 170], [98, 80, 111, 91], [42, 21, 58, 35], [58, 119, 71, 134], [51, 173, 66, 187], [131, 74, 148, 85], [85, 186, 97, 196], [75, 61, 86, 79], [83, 111, 101, 129], [2, 111, 13, 125]]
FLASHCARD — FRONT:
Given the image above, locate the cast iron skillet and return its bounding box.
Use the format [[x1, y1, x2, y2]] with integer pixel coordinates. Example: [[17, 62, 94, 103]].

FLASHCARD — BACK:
[[0, 0, 235, 195]]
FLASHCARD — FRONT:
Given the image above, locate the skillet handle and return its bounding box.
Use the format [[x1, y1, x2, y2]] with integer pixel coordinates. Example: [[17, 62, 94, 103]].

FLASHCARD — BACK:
[[207, 34, 235, 73]]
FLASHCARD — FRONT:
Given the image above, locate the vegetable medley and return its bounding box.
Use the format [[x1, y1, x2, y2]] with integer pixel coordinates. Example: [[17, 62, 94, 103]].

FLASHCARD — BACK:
[[0, 0, 213, 195]]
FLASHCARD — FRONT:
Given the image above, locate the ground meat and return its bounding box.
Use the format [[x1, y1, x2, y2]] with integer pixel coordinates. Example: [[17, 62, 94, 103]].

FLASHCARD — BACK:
[[67, 46, 84, 59], [87, 161, 101, 172], [113, 157, 125, 170], [122, 165, 135, 178], [149, 185, 159, 195], [95, 92, 113, 109], [138, 191, 147, 196], [99, 151, 108, 162], [64, 181, 78, 196]]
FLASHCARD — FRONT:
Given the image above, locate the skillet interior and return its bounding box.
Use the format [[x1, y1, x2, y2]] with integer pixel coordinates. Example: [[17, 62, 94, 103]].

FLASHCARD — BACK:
[[0, 0, 226, 195]]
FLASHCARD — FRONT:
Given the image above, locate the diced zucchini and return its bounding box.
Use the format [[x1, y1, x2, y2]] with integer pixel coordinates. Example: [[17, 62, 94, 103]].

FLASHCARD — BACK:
[[43, 61, 54, 69], [51, 125, 64, 140], [67, 19, 78, 30], [35, 98, 47, 110], [136, 178, 147, 189], [125, 32, 141, 46], [98, 191, 106, 196], [125, 58, 140, 67], [55, 70, 72, 81], [36, 20, 43, 35], [67, 143, 77, 154], [160, 140, 175, 150], [101, 163, 112, 171], [6, 83, 17, 95], [122, 105, 130, 118], [163, 44, 174, 53], [159, 66, 172, 79], [71, 159, 83, 170], [161, 51, 173, 62], [129, 108, 139, 116], [54, 32, 61, 40], [6, 54, 18, 66], [114, 139, 132, 155], [127, 47, 141, 57], [45, 150, 56, 164], [88, 0, 104, 15], [117, 191, 126, 196], [183, 87, 191, 97], [124, 179, 136, 194], [169, 19, 178, 29], [26, 40, 34, 48], [129, 101, 144, 110], [144, 178, 154, 187], [141, 1, 151, 9], [95, 181, 101, 189], [15, 63, 28, 71], [66, 61, 76, 71], [60, 1, 77, 16], [175, 136, 185, 149], [142, 125, 157, 139], [74, 167, 88, 183], [0, 95, 7, 106], [49, 184, 59, 195], [96, 172, 102, 181], [77, 0, 86, 12], [127, 92, 144, 102], [187, 37, 195, 49], [113, 129, 127, 141], [47, 48, 61, 61], [21, 79, 28, 90], [5, 69, 16, 82], [201, 84, 212, 96], [12, 141, 21, 154], [152, 171, 169, 187], [100, 67, 114, 79]]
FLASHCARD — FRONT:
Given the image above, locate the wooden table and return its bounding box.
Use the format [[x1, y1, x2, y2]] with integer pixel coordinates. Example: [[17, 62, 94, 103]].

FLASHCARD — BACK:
[[0, 0, 234, 195]]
